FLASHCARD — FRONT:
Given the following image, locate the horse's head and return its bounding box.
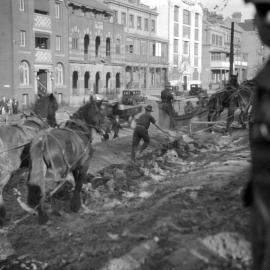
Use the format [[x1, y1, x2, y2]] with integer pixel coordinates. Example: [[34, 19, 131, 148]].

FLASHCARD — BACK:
[[33, 93, 58, 127], [71, 97, 105, 132]]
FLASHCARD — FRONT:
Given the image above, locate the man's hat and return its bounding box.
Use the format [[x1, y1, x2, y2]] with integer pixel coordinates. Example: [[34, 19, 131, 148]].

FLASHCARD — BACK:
[[145, 105, 153, 112]]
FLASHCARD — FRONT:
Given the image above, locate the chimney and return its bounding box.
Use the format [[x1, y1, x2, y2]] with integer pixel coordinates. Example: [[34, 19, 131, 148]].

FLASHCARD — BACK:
[[232, 12, 242, 23]]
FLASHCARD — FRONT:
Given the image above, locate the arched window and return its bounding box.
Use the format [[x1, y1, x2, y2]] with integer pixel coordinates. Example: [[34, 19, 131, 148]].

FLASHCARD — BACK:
[[95, 36, 101, 57], [72, 71, 78, 89], [19, 61, 30, 85], [55, 63, 64, 85], [106, 37, 111, 56], [84, 71, 90, 89], [84, 34, 89, 55], [116, 72, 120, 89]]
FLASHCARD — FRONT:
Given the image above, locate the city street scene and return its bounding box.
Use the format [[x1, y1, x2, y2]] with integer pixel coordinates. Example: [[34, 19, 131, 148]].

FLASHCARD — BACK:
[[0, 0, 268, 269]]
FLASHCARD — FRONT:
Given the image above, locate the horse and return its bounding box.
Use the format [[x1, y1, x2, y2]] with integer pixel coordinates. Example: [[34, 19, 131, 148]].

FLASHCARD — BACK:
[[33, 93, 58, 127], [0, 94, 58, 225], [27, 98, 105, 224], [207, 79, 254, 132]]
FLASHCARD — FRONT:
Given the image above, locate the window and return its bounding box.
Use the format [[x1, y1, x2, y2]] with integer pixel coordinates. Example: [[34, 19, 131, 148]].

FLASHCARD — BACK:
[[20, 30, 26, 47], [95, 36, 101, 57], [195, 13, 199, 27], [56, 35, 61, 51], [195, 29, 199, 41], [137, 16, 142, 30], [219, 36, 222, 46], [194, 57, 198, 67], [183, 25, 190, 38], [151, 43, 156, 56], [183, 9, 190, 25], [19, 0, 24, 11], [106, 37, 111, 56], [174, 23, 179, 37], [19, 61, 30, 85], [72, 37, 78, 50], [55, 63, 64, 85], [113, 10, 118, 23], [121, 12, 126, 25], [129, 14, 134, 28], [151, 20, 156, 33], [173, 54, 179, 65], [35, 35, 49, 49], [115, 38, 121, 54], [144, 18, 148, 31], [84, 72, 90, 89], [193, 68, 199, 80], [183, 41, 189, 55], [194, 43, 198, 56], [126, 38, 134, 54], [22, 94, 29, 106], [174, 39, 178, 53], [141, 40, 147, 55], [212, 34, 215, 45], [174, 6, 179, 22], [72, 71, 78, 89], [55, 2, 60, 19]]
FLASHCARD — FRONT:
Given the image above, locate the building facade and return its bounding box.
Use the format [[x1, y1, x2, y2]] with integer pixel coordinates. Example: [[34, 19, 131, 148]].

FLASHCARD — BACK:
[[143, 0, 203, 91], [104, 0, 169, 97], [239, 19, 270, 80], [67, 0, 125, 105], [201, 11, 248, 91], [0, 0, 69, 107]]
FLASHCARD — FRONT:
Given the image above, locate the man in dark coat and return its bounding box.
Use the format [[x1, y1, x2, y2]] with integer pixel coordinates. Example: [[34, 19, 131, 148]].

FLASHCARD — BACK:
[[131, 105, 164, 161], [160, 82, 176, 129]]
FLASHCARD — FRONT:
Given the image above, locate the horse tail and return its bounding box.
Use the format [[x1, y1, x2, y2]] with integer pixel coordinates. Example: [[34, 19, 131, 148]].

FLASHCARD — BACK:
[[27, 133, 47, 208]]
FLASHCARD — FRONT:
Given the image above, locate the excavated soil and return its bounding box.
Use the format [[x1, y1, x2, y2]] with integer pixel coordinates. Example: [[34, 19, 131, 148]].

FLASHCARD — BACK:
[[0, 128, 251, 270]]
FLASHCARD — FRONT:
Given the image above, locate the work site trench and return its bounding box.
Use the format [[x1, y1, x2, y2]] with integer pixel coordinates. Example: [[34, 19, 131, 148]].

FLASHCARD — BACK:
[[0, 127, 251, 270]]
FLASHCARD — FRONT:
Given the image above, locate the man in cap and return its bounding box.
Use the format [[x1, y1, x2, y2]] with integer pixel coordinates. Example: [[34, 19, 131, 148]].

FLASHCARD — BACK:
[[160, 82, 176, 129], [131, 104, 164, 161], [243, 0, 270, 269]]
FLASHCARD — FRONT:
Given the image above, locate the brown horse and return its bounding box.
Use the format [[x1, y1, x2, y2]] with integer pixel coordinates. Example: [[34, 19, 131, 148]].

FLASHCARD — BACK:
[[27, 98, 105, 224], [0, 94, 58, 225]]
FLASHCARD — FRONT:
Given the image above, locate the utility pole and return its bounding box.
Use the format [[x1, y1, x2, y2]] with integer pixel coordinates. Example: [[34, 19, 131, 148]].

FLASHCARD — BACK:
[[229, 21, 234, 80]]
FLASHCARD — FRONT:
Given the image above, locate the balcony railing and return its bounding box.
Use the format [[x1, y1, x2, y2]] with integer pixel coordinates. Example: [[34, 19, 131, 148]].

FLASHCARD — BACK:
[[34, 13, 51, 31], [35, 49, 52, 63]]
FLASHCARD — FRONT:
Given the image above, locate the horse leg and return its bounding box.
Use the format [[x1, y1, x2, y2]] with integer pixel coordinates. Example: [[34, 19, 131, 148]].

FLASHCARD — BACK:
[[0, 173, 11, 226], [27, 184, 49, 225], [226, 108, 234, 133], [70, 166, 86, 212]]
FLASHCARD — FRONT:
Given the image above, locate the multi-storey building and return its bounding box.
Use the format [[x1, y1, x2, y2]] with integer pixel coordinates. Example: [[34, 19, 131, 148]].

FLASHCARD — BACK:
[[201, 10, 248, 91], [0, 0, 69, 107], [143, 0, 203, 91], [239, 19, 270, 80], [104, 0, 169, 96], [67, 0, 125, 104]]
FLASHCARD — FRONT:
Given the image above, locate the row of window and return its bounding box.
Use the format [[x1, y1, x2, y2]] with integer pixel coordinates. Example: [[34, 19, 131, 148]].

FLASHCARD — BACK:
[[113, 11, 156, 33], [19, 61, 64, 86], [173, 40, 199, 55], [19, 0, 62, 19], [174, 23, 199, 41], [125, 38, 167, 58], [174, 6, 200, 27], [212, 34, 223, 47]]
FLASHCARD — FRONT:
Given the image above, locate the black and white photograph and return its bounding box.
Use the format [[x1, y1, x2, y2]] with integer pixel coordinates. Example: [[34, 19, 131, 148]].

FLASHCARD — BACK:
[[0, 0, 267, 269]]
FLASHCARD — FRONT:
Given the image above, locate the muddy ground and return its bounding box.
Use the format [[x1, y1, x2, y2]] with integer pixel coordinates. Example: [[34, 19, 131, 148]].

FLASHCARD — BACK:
[[0, 126, 251, 270]]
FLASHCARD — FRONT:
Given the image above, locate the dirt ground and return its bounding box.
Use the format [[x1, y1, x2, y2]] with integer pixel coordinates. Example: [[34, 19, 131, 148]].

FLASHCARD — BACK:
[[0, 126, 251, 270]]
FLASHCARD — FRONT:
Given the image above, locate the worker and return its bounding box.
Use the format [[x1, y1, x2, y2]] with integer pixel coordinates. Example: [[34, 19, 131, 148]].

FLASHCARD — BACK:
[[131, 104, 165, 162], [160, 82, 176, 129]]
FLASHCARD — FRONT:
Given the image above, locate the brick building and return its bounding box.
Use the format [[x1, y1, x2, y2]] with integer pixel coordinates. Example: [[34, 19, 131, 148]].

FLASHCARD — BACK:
[[0, 0, 69, 107], [104, 0, 169, 97]]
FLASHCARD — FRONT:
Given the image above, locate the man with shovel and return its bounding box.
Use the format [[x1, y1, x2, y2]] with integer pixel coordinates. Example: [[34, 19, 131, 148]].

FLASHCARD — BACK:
[[131, 104, 170, 162]]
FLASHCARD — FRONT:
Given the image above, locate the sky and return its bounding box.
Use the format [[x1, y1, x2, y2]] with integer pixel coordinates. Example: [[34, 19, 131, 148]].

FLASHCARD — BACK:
[[142, 0, 256, 20]]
